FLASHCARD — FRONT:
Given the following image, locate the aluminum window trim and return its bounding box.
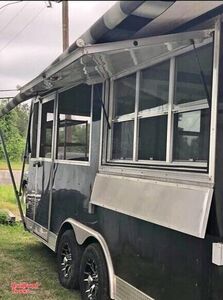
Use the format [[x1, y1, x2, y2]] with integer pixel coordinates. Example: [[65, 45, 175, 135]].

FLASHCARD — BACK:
[[58, 115, 91, 122], [106, 31, 215, 170], [36, 100, 42, 159], [57, 117, 91, 161], [107, 79, 114, 161], [88, 85, 94, 164], [173, 98, 209, 110], [30, 100, 39, 159], [173, 102, 209, 114], [55, 84, 93, 165], [55, 84, 94, 166], [133, 71, 140, 162], [113, 113, 135, 123], [209, 18, 221, 181], [138, 107, 168, 119], [101, 80, 109, 166], [99, 165, 211, 186], [138, 104, 169, 115], [38, 97, 55, 160], [54, 159, 91, 166], [36, 157, 52, 163], [33, 96, 40, 104], [108, 159, 207, 168], [41, 93, 55, 104], [166, 57, 175, 162], [47, 92, 58, 241], [99, 82, 105, 168]]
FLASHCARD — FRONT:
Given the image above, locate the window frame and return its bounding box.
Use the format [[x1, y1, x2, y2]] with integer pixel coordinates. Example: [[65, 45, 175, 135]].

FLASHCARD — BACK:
[[107, 37, 214, 169], [30, 100, 39, 159], [54, 84, 93, 166], [56, 115, 91, 162], [29, 94, 56, 162], [38, 94, 55, 161]]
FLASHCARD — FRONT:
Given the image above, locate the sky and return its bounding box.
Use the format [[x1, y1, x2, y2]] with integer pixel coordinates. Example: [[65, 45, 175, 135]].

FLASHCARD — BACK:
[[0, 1, 116, 98]]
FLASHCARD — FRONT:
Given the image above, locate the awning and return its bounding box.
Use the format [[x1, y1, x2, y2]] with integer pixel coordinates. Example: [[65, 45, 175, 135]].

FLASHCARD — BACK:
[[0, 0, 222, 117], [0, 28, 213, 117]]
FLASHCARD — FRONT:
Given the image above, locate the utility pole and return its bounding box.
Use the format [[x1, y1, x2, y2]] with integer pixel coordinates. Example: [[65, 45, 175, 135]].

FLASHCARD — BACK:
[[62, 1, 69, 51], [62, 1, 72, 147]]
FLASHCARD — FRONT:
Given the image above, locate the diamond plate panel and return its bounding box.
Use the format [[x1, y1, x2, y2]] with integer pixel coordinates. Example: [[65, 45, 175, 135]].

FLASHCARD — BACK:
[[116, 276, 155, 300]]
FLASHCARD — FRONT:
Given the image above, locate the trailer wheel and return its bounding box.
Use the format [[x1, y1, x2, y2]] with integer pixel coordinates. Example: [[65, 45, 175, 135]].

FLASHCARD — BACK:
[[57, 229, 82, 289], [79, 243, 110, 300]]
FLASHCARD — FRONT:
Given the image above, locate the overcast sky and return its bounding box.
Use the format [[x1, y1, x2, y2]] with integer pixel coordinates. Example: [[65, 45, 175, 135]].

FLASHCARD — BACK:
[[0, 1, 116, 98]]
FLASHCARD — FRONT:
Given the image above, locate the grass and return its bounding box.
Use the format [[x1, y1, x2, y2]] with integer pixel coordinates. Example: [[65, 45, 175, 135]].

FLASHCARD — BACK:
[[0, 224, 80, 299], [0, 185, 20, 218], [0, 160, 23, 170], [0, 185, 80, 299]]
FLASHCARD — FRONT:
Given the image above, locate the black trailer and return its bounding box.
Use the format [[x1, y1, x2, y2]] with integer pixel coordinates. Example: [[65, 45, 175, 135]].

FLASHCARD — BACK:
[[2, 1, 223, 299]]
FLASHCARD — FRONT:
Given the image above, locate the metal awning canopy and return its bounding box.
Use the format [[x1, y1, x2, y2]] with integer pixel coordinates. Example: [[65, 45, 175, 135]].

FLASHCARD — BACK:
[[0, 0, 222, 117], [0, 28, 213, 117]]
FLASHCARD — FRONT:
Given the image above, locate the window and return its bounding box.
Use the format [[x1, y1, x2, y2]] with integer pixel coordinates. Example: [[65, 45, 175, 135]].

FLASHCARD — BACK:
[[114, 73, 136, 117], [56, 84, 92, 162], [173, 110, 210, 162], [139, 61, 169, 111], [39, 100, 54, 158], [172, 43, 212, 162], [31, 103, 39, 158], [138, 61, 169, 161], [111, 74, 136, 160], [112, 121, 134, 160], [109, 41, 213, 168], [138, 116, 167, 161], [174, 44, 213, 105], [111, 60, 169, 161]]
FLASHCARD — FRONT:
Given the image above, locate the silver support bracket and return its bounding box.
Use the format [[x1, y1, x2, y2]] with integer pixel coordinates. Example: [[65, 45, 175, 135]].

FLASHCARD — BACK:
[[212, 243, 223, 266]]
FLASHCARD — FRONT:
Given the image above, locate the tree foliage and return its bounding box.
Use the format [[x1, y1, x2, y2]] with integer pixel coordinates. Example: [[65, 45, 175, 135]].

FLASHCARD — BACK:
[[0, 101, 29, 161]]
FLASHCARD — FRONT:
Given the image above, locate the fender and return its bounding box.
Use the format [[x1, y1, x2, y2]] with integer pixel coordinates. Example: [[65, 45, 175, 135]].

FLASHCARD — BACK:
[[57, 218, 116, 299]]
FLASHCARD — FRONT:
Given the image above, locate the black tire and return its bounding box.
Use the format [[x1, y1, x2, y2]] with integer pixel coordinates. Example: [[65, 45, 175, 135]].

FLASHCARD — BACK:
[[57, 229, 82, 289], [79, 243, 110, 300]]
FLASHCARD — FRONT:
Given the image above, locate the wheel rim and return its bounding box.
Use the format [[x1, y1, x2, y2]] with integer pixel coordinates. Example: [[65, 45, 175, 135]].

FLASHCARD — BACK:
[[83, 258, 99, 300], [60, 243, 72, 278]]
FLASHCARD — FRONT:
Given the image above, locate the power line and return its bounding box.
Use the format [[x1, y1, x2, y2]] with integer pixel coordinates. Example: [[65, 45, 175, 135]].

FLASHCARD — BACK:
[[0, 5, 46, 54], [0, 89, 18, 92], [0, 2, 28, 35], [0, 1, 23, 11]]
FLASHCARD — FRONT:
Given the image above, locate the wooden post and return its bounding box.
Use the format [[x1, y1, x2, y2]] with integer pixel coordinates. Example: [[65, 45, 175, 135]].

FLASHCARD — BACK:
[[62, 1, 72, 147]]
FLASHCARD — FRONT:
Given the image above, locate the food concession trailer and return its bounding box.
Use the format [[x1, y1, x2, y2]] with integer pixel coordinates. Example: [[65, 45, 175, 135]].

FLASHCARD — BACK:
[[1, 1, 223, 299]]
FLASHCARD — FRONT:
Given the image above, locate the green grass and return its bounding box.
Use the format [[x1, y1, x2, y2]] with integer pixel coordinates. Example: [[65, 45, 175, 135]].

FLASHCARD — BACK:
[[0, 185, 18, 217], [0, 224, 80, 299], [0, 186, 80, 299], [0, 185, 20, 218], [0, 160, 22, 170]]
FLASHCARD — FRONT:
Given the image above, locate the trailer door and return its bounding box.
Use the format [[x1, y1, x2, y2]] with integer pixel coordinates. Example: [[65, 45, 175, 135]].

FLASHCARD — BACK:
[[26, 95, 56, 240]]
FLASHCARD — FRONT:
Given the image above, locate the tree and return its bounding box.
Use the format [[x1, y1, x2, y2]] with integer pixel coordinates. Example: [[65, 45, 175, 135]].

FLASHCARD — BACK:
[[0, 100, 29, 161]]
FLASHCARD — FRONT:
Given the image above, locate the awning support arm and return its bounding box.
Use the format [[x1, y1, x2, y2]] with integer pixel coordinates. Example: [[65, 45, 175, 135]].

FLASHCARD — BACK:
[[191, 39, 211, 108], [95, 84, 111, 130], [0, 128, 26, 229]]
